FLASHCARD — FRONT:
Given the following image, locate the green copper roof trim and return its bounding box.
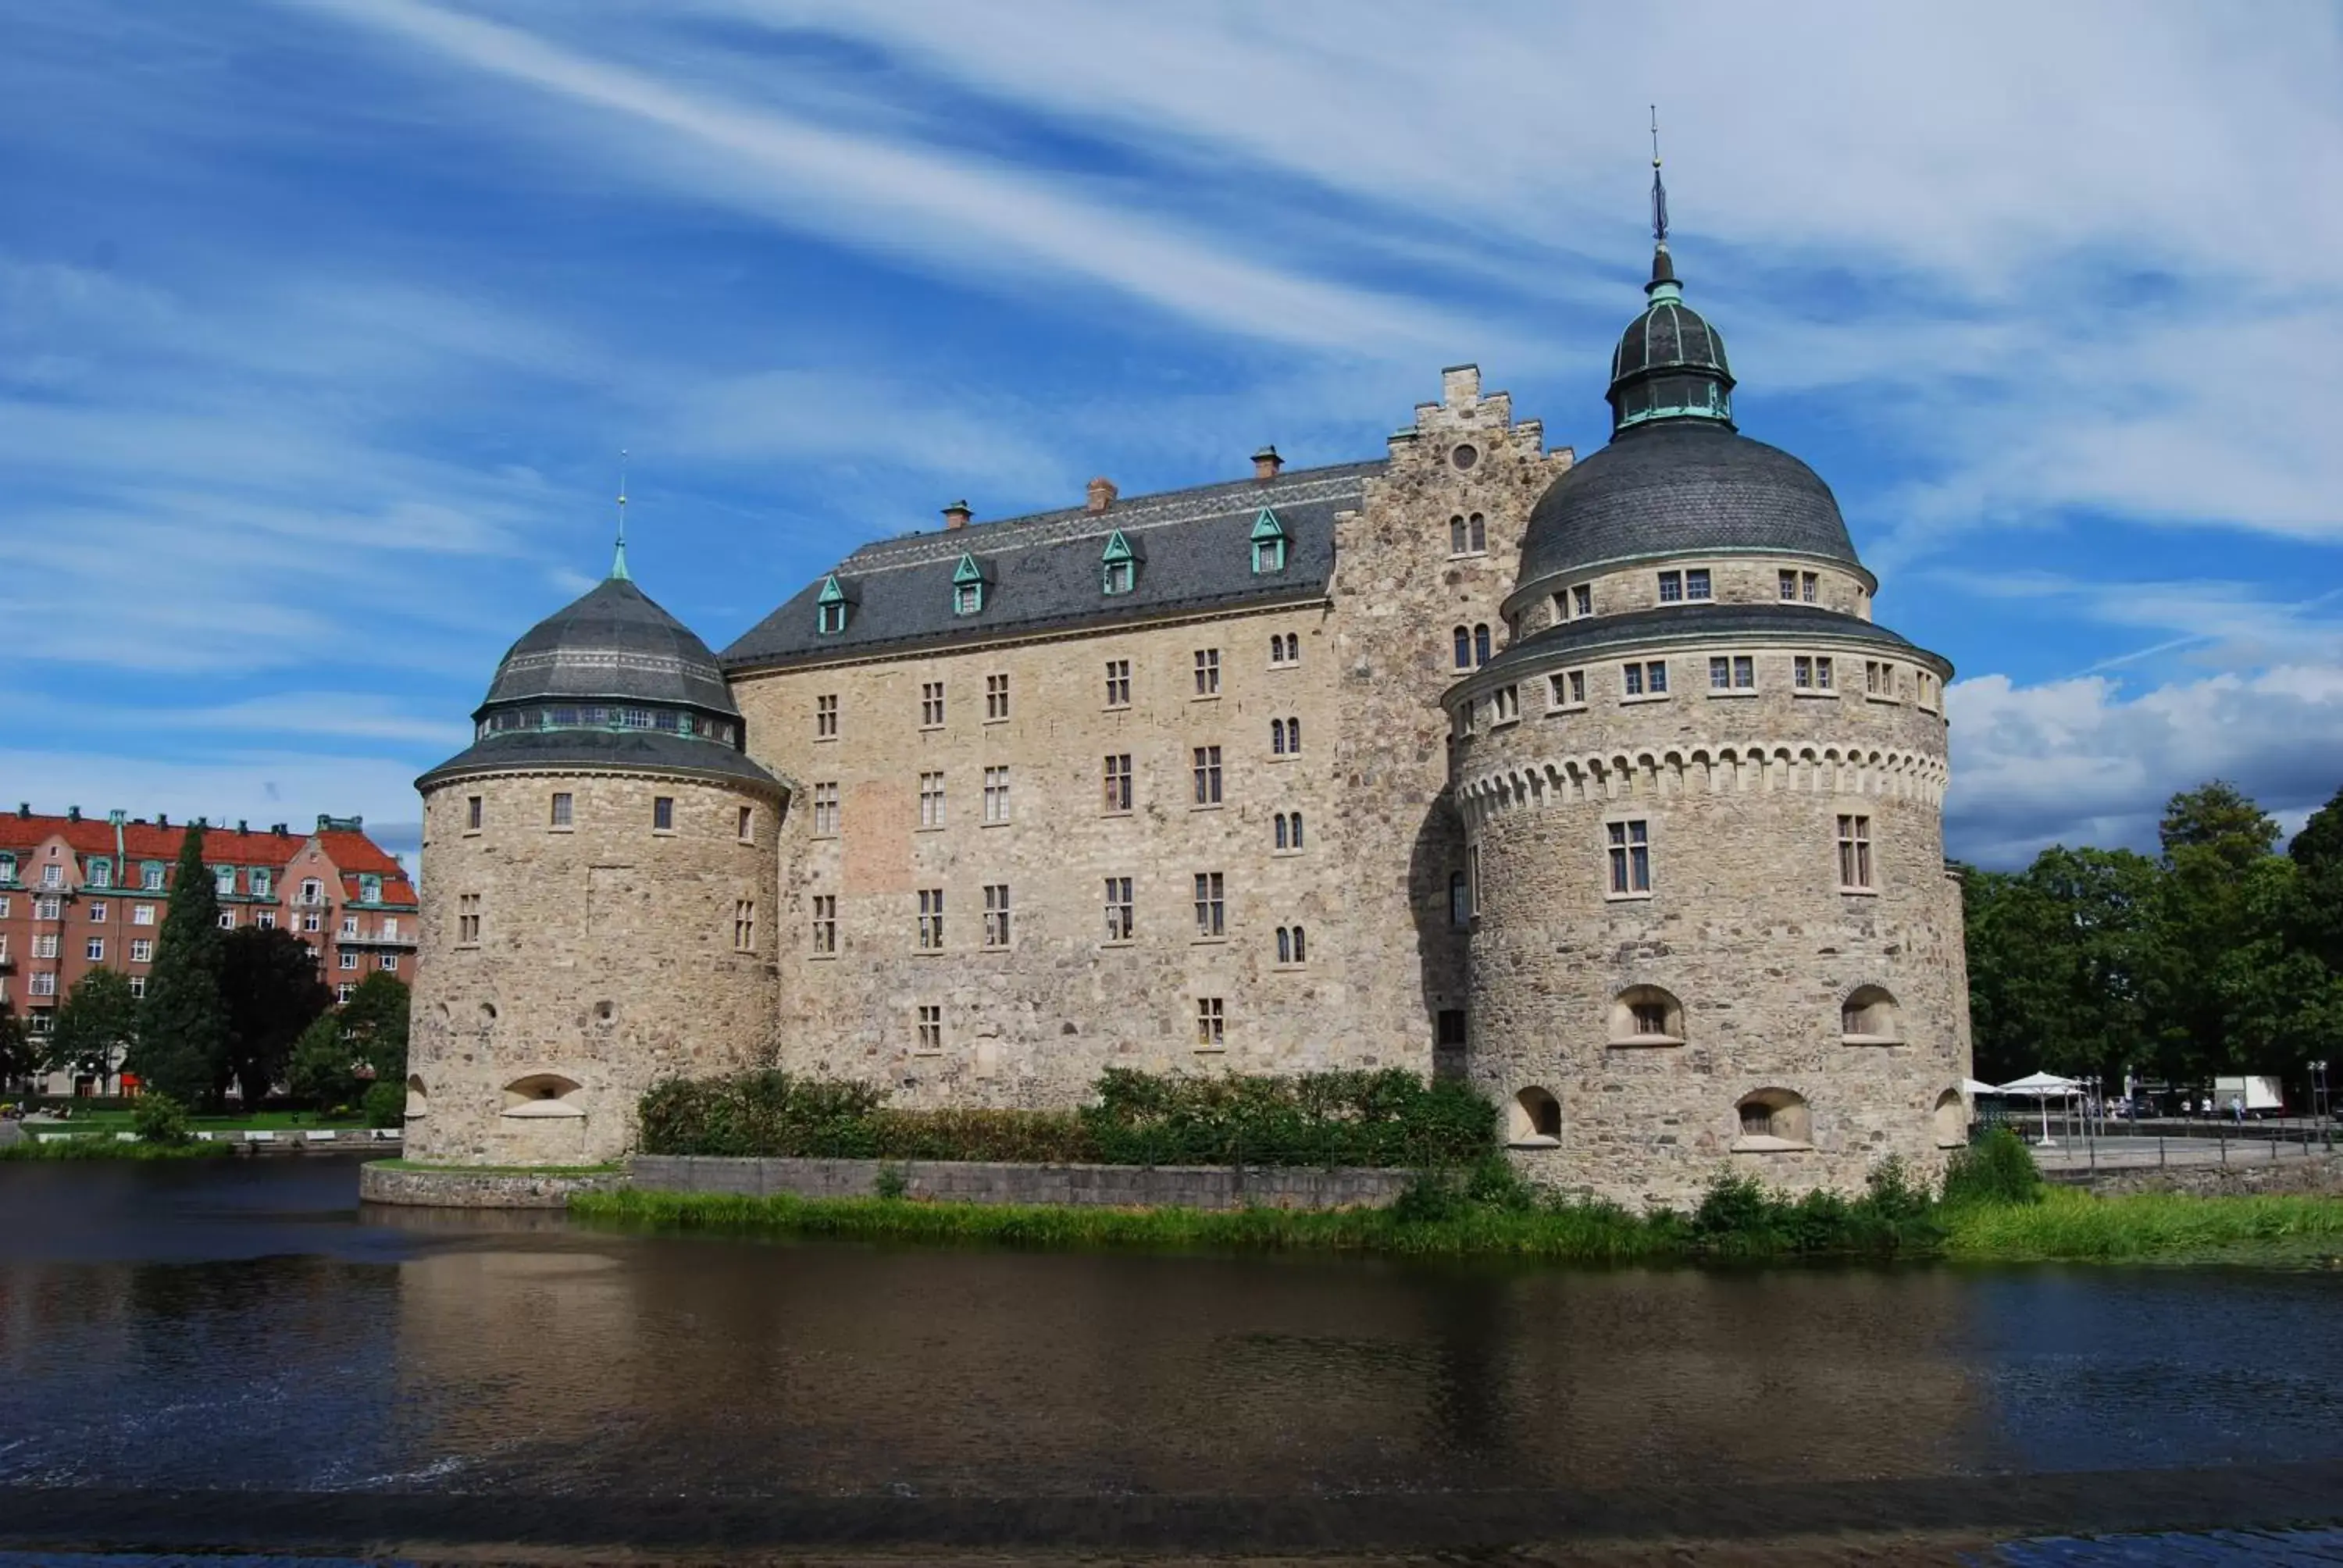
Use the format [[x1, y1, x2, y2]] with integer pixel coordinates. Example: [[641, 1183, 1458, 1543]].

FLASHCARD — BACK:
[[1100, 529, 1135, 563], [815, 575, 847, 605], [951, 552, 986, 586], [1249, 508, 1287, 541]]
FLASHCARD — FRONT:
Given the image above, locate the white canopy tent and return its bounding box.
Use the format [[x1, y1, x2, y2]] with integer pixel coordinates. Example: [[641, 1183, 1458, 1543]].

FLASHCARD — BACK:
[[1995, 1071, 2086, 1145]]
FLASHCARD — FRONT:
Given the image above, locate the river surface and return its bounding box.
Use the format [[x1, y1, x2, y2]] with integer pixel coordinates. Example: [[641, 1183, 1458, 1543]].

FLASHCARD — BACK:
[[1, 1158, 2340, 1563]]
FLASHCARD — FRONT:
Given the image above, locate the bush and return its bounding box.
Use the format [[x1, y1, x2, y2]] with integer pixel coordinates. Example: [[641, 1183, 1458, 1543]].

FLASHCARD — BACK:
[[131, 1091, 192, 1146], [362, 1080, 405, 1130], [1942, 1125, 2045, 1207]]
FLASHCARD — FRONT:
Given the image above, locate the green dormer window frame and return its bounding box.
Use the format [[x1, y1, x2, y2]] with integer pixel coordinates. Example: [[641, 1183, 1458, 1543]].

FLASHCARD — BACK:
[[1250, 508, 1289, 574], [87, 857, 112, 889], [251, 869, 272, 899], [0, 853, 15, 884], [360, 875, 382, 903], [1100, 530, 1136, 595], [815, 575, 849, 636], [141, 861, 166, 890], [952, 553, 987, 616]]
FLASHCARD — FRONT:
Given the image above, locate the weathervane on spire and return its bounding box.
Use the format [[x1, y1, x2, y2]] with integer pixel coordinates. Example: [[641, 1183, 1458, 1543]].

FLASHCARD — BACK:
[[612, 448, 632, 581], [1649, 105, 1668, 248]]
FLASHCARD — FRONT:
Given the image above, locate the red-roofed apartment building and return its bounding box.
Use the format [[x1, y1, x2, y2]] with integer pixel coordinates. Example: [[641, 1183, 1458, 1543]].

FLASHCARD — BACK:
[[0, 805, 419, 1094]]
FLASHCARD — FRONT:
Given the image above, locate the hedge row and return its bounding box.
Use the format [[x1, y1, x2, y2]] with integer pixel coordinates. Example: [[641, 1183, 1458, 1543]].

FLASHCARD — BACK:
[[637, 1067, 1497, 1168]]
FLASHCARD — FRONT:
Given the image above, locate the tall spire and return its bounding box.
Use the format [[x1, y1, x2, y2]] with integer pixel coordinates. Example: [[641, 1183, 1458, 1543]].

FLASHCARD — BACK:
[[1648, 105, 1676, 290], [611, 449, 631, 581]]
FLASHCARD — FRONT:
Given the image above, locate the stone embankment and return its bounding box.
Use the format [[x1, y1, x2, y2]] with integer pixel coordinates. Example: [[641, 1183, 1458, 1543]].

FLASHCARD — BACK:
[[359, 1162, 626, 1208], [2092, 1150, 2343, 1199]]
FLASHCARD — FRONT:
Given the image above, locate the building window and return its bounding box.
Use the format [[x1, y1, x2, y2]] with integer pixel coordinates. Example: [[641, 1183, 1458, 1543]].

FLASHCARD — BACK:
[[41, 864, 63, 890], [341, 914, 358, 938], [256, 911, 276, 930], [1102, 529, 1136, 594], [88, 859, 112, 889], [811, 895, 837, 954], [30, 972, 55, 997], [1687, 568, 1713, 600], [1736, 1089, 1812, 1146], [131, 939, 152, 963], [1274, 811, 1303, 851], [1270, 716, 1301, 754], [1918, 672, 1940, 711], [1475, 623, 1492, 667], [132, 903, 154, 925], [550, 793, 573, 828], [916, 1004, 943, 1053], [141, 863, 165, 890], [128, 977, 145, 1000], [1492, 686, 1518, 724], [816, 576, 851, 634], [1621, 660, 1668, 697], [982, 884, 1011, 947], [1450, 513, 1487, 555], [653, 796, 674, 831], [951, 555, 986, 616], [336, 982, 355, 1004], [458, 894, 481, 946], [1275, 925, 1306, 964], [84, 938, 104, 962], [1838, 814, 1874, 890], [921, 682, 945, 727], [302, 911, 321, 933], [35, 896, 60, 921], [0, 853, 12, 884], [1610, 985, 1684, 1045], [1102, 755, 1132, 813], [339, 950, 358, 970], [1104, 658, 1131, 707], [1270, 633, 1299, 666], [33, 934, 57, 960], [299, 878, 323, 904], [986, 672, 1010, 721], [1708, 654, 1756, 690], [1196, 996, 1225, 1049], [465, 795, 483, 831], [1104, 877, 1133, 941], [1193, 647, 1221, 696], [982, 766, 1011, 823], [1549, 668, 1586, 709], [1192, 747, 1222, 805], [1657, 568, 1683, 603], [214, 865, 236, 896], [733, 900, 756, 953], [812, 782, 840, 836], [1842, 985, 1900, 1041], [919, 772, 946, 828], [1778, 569, 1798, 601], [1453, 625, 1472, 670], [1449, 870, 1470, 928], [1450, 515, 1467, 554], [815, 693, 838, 738], [1794, 655, 1835, 691], [1607, 820, 1651, 896], [917, 888, 944, 950], [88, 900, 107, 923], [1193, 872, 1225, 937], [1803, 572, 1819, 602], [1250, 508, 1288, 573], [738, 805, 754, 841], [1865, 660, 1898, 699], [218, 911, 236, 930], [380, 953, 400, 971]]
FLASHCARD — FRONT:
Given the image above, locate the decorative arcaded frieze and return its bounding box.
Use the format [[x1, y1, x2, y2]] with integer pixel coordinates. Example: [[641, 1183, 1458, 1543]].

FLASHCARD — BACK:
[[1457, 739, 1949, 828]]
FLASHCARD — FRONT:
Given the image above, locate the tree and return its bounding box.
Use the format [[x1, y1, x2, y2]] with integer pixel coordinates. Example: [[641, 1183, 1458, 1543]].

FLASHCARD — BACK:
[[126, 823, 229, 1108], [0, 1000, 36, 1097], [2289, 783, 2343, 972], [219, 926, 332, 1106], [2159, 780, 2281, 873], [2152, 782, 2288, 1083], [1963, 848, 2160, 1085], [286, 1012, 363, 1114], [339, 972, 412, 1084], [48, 968, 142, 1094]]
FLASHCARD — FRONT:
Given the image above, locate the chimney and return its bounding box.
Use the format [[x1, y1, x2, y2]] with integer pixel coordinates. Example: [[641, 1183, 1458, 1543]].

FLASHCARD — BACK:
[[1252, 446, 1283, 483], [1086, 476, 1118, 514], [66, 806, 80, 823], [237, 819, 248, 834], [16, 803, 29, 818], [158, 813, 169, 829], [273, 823, 289, 837], [941, 499, 972, 531]]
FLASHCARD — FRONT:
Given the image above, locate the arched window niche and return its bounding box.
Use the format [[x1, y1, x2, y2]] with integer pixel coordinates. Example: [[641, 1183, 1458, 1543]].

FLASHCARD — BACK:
[[1508, 1086, 1561, 1147], [1733, 1089, 1813, 1152], [1932, 1088, 1968, 1149], [1841, 985, 1903, 1044], [501, 1074, 587, 1119], [1608, 985, 1685, 1047], [403, 1074, 429, 1119]]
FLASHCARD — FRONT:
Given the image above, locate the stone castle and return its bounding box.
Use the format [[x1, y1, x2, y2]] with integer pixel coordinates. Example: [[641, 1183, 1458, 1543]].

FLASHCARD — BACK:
[[408, 225, 1972, 1206]]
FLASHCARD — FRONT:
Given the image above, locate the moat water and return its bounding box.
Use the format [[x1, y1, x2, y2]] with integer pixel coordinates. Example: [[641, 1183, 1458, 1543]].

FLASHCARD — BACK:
[[2, 1158, 2341, 1564]]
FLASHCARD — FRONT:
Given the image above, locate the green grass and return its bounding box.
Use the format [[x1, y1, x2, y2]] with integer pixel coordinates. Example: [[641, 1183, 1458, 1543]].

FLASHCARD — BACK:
[[20, 1109, 369, 1133], [1944, 1186, 2343, 1264], [0, 1134, 235, 1161], [373, 1158, 623, 1178]]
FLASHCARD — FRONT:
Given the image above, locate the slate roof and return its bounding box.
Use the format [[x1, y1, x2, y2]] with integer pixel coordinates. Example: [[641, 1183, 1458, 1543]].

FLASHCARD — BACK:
[[415, 727, 785, 794], [1468, 601, 1949, 686], [722, 461, 1382, 672], [1517, 422, 1861, 589], [483, 577, 740, 717]]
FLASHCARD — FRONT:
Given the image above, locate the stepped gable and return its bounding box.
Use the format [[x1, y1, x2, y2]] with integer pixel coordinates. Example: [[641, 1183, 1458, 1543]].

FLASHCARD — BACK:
[[722, 459, 1382, 670]]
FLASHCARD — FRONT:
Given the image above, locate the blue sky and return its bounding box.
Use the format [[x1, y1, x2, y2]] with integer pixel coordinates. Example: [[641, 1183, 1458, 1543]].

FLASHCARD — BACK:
[[5, 2, 2341, 871]]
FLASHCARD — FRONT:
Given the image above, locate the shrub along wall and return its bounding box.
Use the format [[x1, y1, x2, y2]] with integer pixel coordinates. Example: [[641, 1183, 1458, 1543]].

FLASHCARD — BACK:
[[637, 1068, 1497, 1169]]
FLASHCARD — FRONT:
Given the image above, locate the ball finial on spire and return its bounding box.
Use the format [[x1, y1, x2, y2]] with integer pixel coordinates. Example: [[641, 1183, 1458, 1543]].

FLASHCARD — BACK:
[[612, 447, 632, 581]]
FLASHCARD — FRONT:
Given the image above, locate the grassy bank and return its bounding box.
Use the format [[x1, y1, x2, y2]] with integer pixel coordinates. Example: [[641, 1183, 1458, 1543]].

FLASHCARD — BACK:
[[1943, 1186, 2343, 1264], [0, 1134, 236, 1162]]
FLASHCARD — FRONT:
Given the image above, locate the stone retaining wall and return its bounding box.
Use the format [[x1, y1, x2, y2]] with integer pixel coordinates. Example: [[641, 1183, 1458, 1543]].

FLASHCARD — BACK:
[[629, 1155, 1414, 1210], [2092, 1151, 2343, 1199], [358, 1161, 627, 1209]]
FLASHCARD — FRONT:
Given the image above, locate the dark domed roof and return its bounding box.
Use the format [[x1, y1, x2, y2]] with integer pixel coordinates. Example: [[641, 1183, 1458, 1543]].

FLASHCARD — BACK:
[[480, 576, 739, 717], [1516, 422, 1862, 589]]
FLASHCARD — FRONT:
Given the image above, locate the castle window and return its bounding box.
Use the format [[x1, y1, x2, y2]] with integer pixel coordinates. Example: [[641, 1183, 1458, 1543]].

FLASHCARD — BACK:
[[1491, 686, 1518, 725], [1573, 583, 1592, 617], [915, 1004, 943, 1053], [920, 772, 945, 828], [815, 693, 838, 739], [1657, 569, 1683, 603], [1104, 659, 1131, 707], [733, 900, 756, 952], [815, 574, 850, 635], [465, 796, 483, 832], [1450, 871, 1469, 928], [1550, 668, 1586, 709], [986, 672, 1011, 722], [951, 552, 988, 615], [1104, 877, 1133, 941], [1468, 842, 1483, 915], [1509, 1087, 1561, 1146], [1803, 572, 1819, 602], [1192, 747, 1222, 805], [811, 782, 840, 836], [1609, 985, 1683, 1045], [1837, 814, 1874, 890], [1270, 716, 1300, 754], [1270, 633, 1298, 666], [1686, 568, 1711, 600], [549, 793, 572, 829], [1102, 754, 1132, 813], [1196, 996, 1226, 1049], [738, 805, 754, 841], [1865, 660, 1899, 700], [1474, 624, 1492, 667], [1734, 1089, 1812, 1149], [810, 895, 837, 954], [1101, 529, 1137, 595], [1621, 660, 1668, 698], [457, 893, 480, 946], [1274, 811, 1303, 852], [1794, 655, 1835, 691], [1193, 647, 1221, 697], [982, 884, 1011, 947], [1250, 508, 1289, 575], [1450, 515, 1468, 554], [1778, 569, 1798, 601], [1436, 1009, 1467, 1048], [982, 766, 1011, 824], [917, 888, 944, 950], [1842, 985, 1901, 1042], [1453, 626, 1472, 669], [1469, 512, 1487, 553], [921, 682, 945, 728], [653, 796, 674, 832], [1275, 925, 1306, 965], [1918, 672, 1940, 711], [1709, 654, 1755, 691], [1193, 871, 1225, 937], [1934, 1089, 1967, 1148], [1607, 820, 1651, 896]]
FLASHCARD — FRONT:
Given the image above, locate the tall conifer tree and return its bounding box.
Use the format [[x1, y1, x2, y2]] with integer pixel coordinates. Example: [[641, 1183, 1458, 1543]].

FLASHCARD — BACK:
[[127, 822, 229, 1106]]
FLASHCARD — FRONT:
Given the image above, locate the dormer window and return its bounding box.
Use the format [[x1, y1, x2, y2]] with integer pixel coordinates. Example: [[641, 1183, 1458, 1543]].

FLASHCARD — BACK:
[[360, 875, 382, 903], [1250, 508, 1289, 574], [213, 866, 236, 896], [815, 574, 850, 635], [1100, 529, 1137, 595], [951, 552, 989, 616]]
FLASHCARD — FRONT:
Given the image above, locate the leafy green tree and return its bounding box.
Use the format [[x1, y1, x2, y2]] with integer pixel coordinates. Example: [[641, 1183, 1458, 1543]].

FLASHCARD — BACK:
[[339, 971, 411, 1084], [2159, 780, 2281, 872], [219, 926, 332, 1106], [1962, 847, 2160, 1085], [48, 968, 142, 1096], [2290, 783, 2343, 972], [0, 1000, 36, 1096], [2150, 782, 2287, 1082], [286, 1012, 363, 1114], [126, 824, 229, 1107]]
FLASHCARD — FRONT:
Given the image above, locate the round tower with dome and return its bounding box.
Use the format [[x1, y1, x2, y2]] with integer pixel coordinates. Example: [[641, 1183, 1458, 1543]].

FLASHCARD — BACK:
[[407, 544, 787, 1167], [1444, 198, 1971, 1205]]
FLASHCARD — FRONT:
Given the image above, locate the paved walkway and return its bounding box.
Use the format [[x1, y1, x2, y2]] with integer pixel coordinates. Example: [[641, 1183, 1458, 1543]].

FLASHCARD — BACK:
[[2031, 1131, 2337, 1174]]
